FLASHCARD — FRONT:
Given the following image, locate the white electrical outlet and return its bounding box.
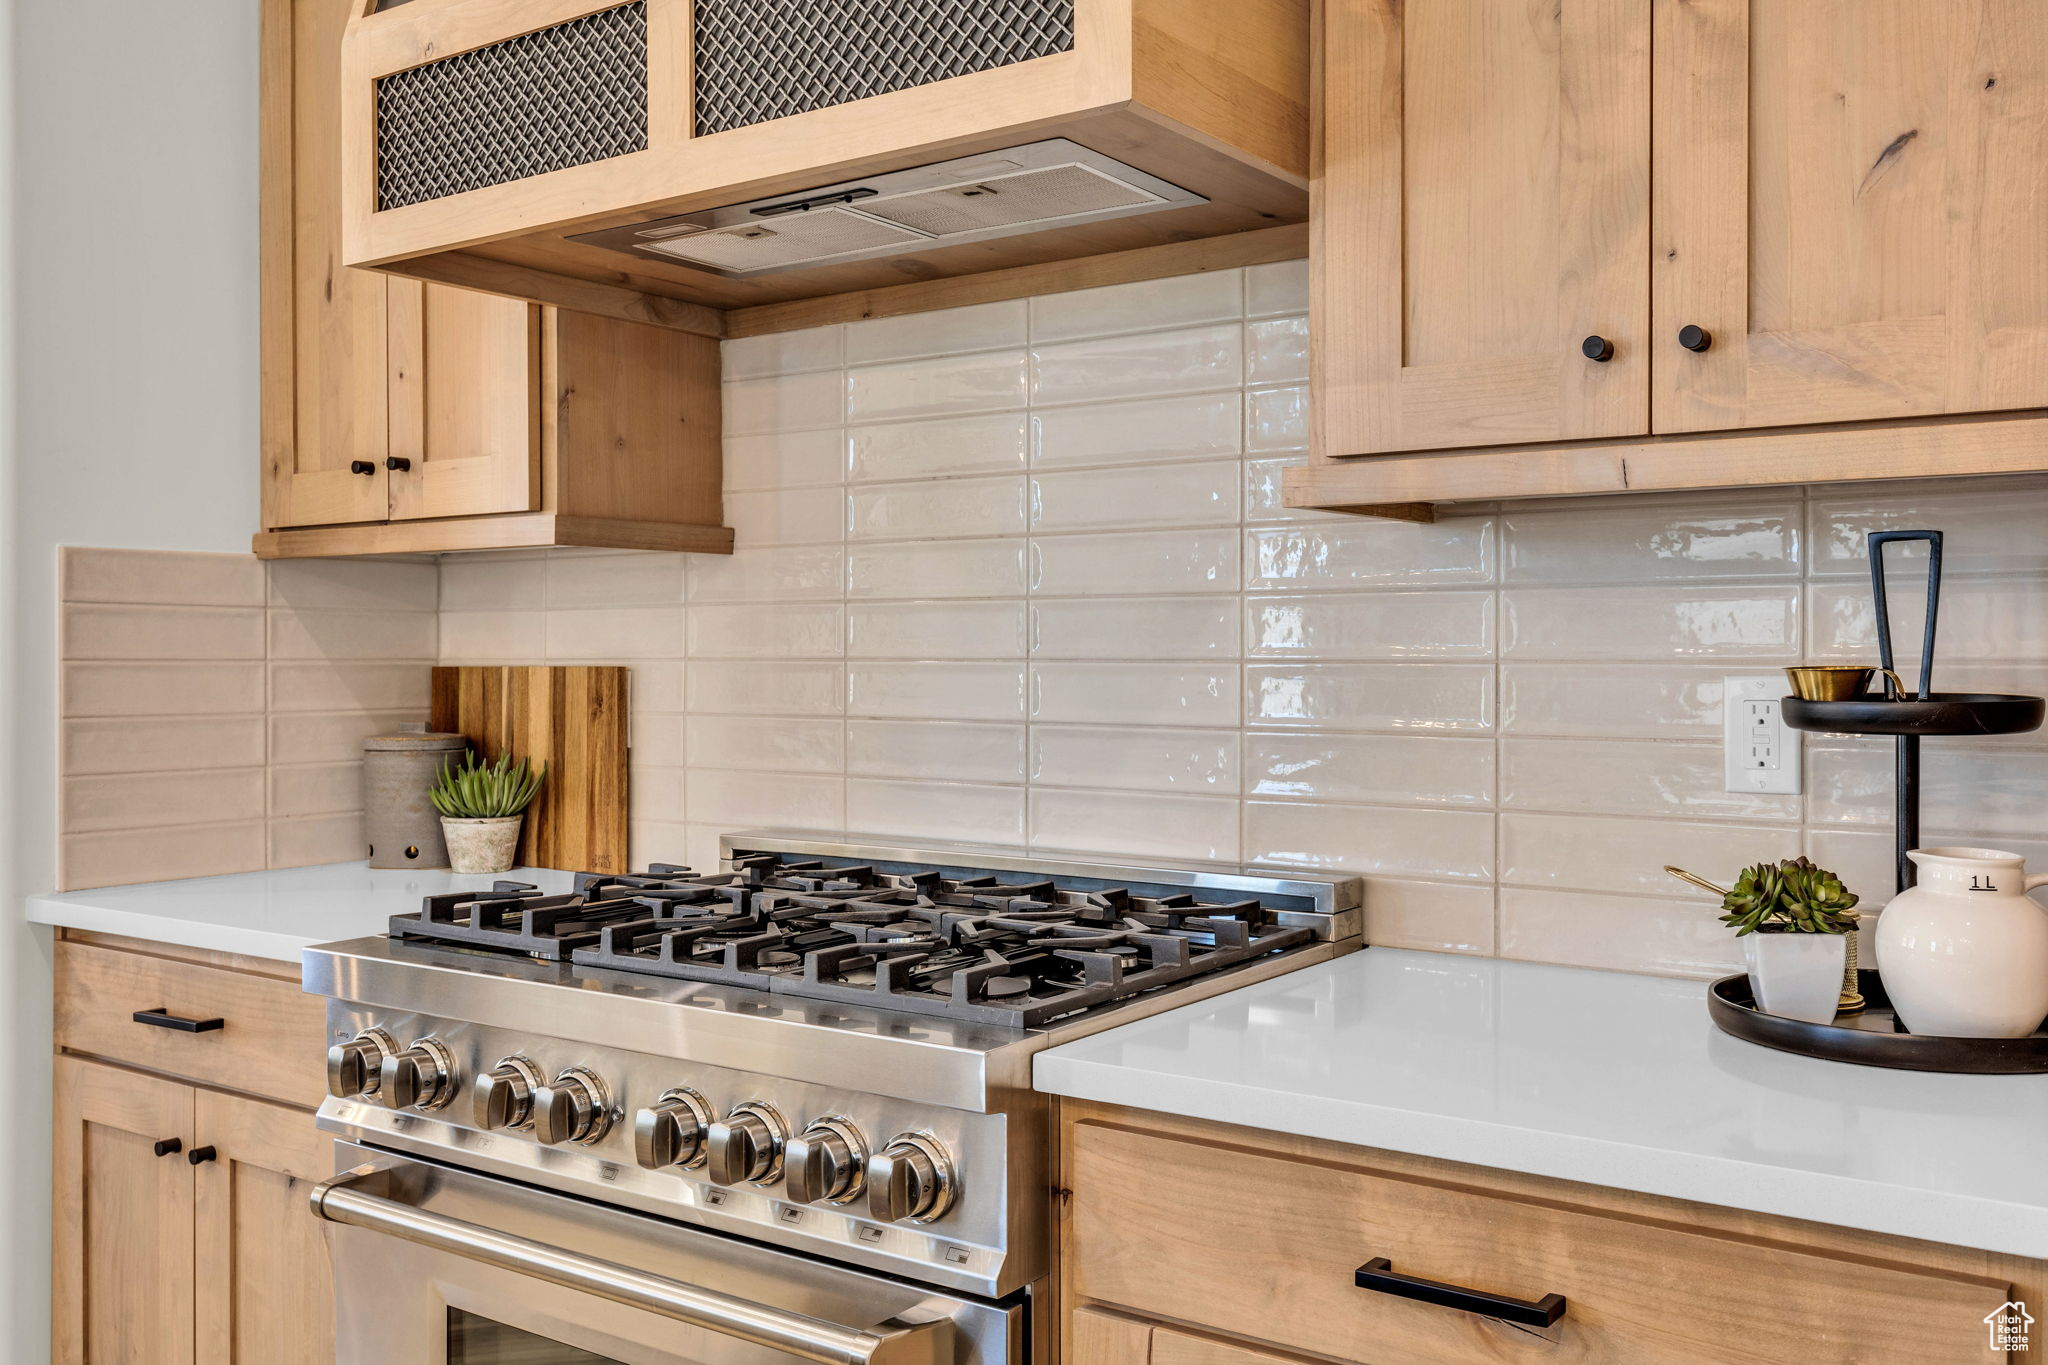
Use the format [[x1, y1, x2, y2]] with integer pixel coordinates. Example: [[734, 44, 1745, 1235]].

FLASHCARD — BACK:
[[1724, 675, 1801, 794]]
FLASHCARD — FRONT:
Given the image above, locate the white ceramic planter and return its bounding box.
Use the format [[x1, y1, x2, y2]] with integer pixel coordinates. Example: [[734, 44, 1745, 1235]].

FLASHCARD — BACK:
[[441, 815, 524, 875], [1874, 847, 2048, 1038], [1742, 932, 1847, 1024]]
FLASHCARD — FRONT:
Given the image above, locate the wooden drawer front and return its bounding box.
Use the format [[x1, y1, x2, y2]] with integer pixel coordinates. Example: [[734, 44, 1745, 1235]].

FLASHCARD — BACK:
[[1069, 1119, 2009, 1365], [56, 943, 325, 1108]]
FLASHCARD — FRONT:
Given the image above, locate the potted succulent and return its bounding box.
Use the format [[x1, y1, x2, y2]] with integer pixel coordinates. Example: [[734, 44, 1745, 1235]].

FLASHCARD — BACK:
[[429, 749, 547, 875], [1669, 857, 1861, 1024]]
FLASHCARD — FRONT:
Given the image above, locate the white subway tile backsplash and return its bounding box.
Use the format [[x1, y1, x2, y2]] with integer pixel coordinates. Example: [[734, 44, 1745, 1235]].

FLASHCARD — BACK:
[[1807, 740, 2048, 837], [687, 770, 843, 829], [1808, 578, 2048, 663], [847, 539, 1027, 600], [1030, 324, 1242, 406], [1030, 596, 1238, 659], [688, 603, 843, 658], [65, 604, 264, 661], [687, 546, 843, 602], [849, 413, 1029, 482], [1499, 812, 1798, 896], [438, 611, 545, 661], [267, 558, 439, 612], [1499, 888, 1741, 978], [846, 301, 1026, 365], [441, 555, 546, 610], [1503, 501, 1802, 584], [1503, 585, 1801, 659], [1030, 787, 1241, 863], [64, 716, 266, 775], [1500, 664, 1727, 738], [1032, 662, 1239, 728], [62, 547, 267, 608], [543, 552, 686, 609], [1246, 384, 1307, 451], [1355, 878, 1495, 954], [1244, 801, 1494, 880], [685, 716, 843, 774], [1809, 477, 2048, 577], [848, 779, 1026, 847], [1246, 733, 1494, 806], [724, 429, 848, 491], [1030, 462, 1238, 532], [1247, 592, 1495, 659], [1500, 737, 1800, 820], [1247, 521, 1497, 588], [849, 476, 1028, 541], [1245, 259, 1310, 319], [1029, 272, 1242, 343], [720, 488, 847, 546], [1248, 663, 1495, 732], [723, 371, 844, 434], [1031, 392, 1242, 468], [847, 350, 1028, 422], [847, 601, 1027, 659], [1030, 529, 1238, 596], [848, 662, 1026, 721], [63, 662, 265, 718], [846, 720, 1027, 783], [1030, 725, 1239, 794], [687, 661, 844, 716], [546, 607, 683, 661], [1245, 316, 1309, 385], [722, 324, 842, 380], [270, 609, 438, 661]]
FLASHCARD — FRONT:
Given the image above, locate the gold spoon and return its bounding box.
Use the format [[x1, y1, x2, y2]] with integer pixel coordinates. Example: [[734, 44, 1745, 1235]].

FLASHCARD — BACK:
[[1664, 865, 1730, 898]]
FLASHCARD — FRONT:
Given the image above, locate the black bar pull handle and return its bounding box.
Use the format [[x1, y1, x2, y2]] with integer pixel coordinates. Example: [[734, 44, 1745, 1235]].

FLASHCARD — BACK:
[[1355, 1258, 1567, 1329], [133, 1007, 224, 1034]]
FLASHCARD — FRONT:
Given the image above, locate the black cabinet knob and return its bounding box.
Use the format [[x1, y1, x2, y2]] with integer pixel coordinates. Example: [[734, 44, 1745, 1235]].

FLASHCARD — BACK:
[[153, 1138, 182, 1158], [1581, 335, 1614, 362], [187, 1146, 217, 1166], [349, 460, 375, 476], [385, 456, 412, 472], [1678, 324, 1713, 352]]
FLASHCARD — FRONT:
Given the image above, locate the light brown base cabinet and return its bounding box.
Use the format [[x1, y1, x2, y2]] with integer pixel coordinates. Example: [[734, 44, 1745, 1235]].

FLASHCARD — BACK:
[[52, 932, 334, 1365], [1059, 1100, 2041, 1364]]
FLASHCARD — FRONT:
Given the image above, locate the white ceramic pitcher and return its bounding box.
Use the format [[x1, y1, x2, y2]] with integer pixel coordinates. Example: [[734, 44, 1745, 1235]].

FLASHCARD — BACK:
[[1874, 847, 2048, 1038]]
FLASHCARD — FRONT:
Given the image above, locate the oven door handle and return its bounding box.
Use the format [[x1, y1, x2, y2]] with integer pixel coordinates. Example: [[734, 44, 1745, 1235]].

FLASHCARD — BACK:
[[310, 1164, 952, 1365]]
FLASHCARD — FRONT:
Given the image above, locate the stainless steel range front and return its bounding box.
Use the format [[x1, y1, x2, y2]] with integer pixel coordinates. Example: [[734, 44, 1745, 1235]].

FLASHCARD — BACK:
[[303, 834, 1363, 1364]]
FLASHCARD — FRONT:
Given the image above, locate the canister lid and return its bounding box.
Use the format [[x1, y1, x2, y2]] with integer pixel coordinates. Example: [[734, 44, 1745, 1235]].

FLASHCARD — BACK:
[[364, 721, 468, 753]]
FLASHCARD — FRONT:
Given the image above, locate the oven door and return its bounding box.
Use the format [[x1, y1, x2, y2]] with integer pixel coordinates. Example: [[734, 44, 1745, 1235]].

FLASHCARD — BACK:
[[311, 1142, 1024, 1365]]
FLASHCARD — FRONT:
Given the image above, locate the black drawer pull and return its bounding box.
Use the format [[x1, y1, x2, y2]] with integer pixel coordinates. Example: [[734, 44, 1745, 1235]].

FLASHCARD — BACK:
[[1355, 1258, 1567, 1328], [153, 1138, 182, 1158], [133, 1007, 224, 1034], [187, 1146, 217, 1166]]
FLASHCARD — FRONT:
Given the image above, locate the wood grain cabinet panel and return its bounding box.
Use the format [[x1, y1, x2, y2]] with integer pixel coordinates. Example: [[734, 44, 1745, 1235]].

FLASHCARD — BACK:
[[1065, 1113, 2010, 1365], [386, 279, 540, 523], [1655, 0, 2048, 432], [1315, 0, 1651, 456]]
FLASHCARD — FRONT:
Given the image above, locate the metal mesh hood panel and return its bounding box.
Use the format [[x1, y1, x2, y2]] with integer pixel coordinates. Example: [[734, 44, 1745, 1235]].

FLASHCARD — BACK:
[[376, 3, 649, 211], [693, 0, 1076, 137]]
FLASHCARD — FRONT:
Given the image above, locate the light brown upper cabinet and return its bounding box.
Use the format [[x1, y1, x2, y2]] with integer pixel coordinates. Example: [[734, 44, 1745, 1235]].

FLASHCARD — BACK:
[[1295, 0, 2048, 519], [259, 0, 730, 560], [329, 0, 1308, 323], [1315, 0, 1650, 455]]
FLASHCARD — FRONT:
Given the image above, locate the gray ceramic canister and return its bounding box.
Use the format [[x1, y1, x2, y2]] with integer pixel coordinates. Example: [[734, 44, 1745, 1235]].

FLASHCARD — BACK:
[[363, 722, 468, 869]]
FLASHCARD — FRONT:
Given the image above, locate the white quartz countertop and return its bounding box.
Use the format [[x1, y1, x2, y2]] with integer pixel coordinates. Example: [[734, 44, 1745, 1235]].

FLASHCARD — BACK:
[[25, 861, 577, 962], [1033, 947, 2048, 1260]]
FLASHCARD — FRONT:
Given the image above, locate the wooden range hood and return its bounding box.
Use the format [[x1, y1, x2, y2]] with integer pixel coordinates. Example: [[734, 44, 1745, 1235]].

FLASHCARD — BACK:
[[339, 0, 1309, 336]]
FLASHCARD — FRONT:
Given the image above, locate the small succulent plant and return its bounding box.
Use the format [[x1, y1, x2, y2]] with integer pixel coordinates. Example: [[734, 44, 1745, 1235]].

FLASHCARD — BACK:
[[429, 749, 546, 820], [1717, 857, 1860, 936]]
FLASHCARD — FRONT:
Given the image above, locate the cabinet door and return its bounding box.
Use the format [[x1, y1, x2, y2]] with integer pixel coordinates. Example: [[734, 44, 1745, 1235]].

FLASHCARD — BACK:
[[386, 280, 541, 522], [53, 1056, 197, 1365], [1071, 1306, 1155, 1363], [1655, 0, 2048, 431], [193, 1090, 335, 1365], [1315, 0, 1651, 456], [260, 0, 390, 529]]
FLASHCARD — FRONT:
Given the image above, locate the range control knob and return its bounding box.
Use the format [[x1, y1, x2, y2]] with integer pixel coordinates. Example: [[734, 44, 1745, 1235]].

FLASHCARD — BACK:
[[325, 1027, 396, 1099], [867, 1133, 956, 1224], [378, 1038, 456, 1111], [472, 1057, 545, 1132], [784, 1117, 869, 1205], [705, 1102, 788, 1186], [532, 1067, 613, 1146], [633, 1088, 715, 1170]]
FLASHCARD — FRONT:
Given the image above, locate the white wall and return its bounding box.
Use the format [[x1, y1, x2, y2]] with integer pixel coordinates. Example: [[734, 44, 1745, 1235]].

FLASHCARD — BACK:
[[8, 0, 261, 1350]]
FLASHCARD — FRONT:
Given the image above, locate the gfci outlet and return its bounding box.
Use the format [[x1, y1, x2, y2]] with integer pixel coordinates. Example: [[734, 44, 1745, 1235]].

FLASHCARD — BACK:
[[1724, 675, 1801, 795]]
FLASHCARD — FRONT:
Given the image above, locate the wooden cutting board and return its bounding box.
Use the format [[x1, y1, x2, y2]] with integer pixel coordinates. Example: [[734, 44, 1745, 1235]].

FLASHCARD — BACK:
[[429, 665, 629, 874]]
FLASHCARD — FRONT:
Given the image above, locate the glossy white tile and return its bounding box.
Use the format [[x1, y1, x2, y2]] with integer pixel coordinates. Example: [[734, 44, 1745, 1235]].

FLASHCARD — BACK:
[[1807, 740, 2048, 838], [1350, 878, 1495, 955], [723, 429, 847, 491], [722, 488, 847, 546], [848, 476, 1027, 541], [1247, 664, 1495, 732], [1029, 461, 1238, 532], [1243, 801, 1494, 880], [440, 556, 546, 610], [1246, 733, 1494, 806], [1499, 888, 1742, 978], [1246, 384, 1306, 452], [1031, 663, 1239, 727], [1499, 813, 1799, 896], [1030, 529, 1238, 596], [1247, 592, 1495, 659], [1028, 272, 1241, 343], [1030, 596, 1238, 659], [1500, 664, 1729, 738], [845, 301, 1025, 365], [686, 545, 844, 602], [687, 603, 843, 658], [721, 324, 842, 380], [847, 601, 1027, 659], [1245, 259, 1309, 318], [1500, 737, 1800, 820], [686, 770, 843, 829], [1030, 392, 1242, 468], [723, 371, 843, 434], [542, 551, 686, 608], [1503, 501, 1802, 583], [267, 559, 439, 612], [848, 779, 1026, 847], [1029, 323, 1242, 406], [1809, 477, 2048, 577], [1808, 578, 2048, 663], [845, 719, 1027, 783], [1245, 316, 1308, 385], [848, 413, 1029, 482], [546, 607, 683, 660], [1030, 725, 1239, 793], [1503, 585, 1801, 659], [686, 661, 844, 716], [846, 350, 1028, 422], [847, 539, 1027, 600], [847, 662, 1026, 721], [684, 716, 843, 774], [436, 611, 544, 662], [1030, 787, 1240, 863]]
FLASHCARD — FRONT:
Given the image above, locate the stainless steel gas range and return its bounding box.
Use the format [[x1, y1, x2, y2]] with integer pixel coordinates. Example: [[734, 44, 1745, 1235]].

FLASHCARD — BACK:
[[302, 834, 1362, 1364]]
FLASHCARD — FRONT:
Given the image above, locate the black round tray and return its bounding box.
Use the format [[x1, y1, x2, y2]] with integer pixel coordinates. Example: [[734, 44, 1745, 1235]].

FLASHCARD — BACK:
[[1709, 970, 2048, 1073], [1780, 692, 2045, 737]]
